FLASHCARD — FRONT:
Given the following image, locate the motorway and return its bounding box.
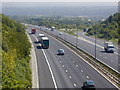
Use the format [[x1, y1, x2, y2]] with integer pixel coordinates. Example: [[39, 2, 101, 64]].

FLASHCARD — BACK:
[[77, 31, 118, 54], [26, 26, 117, 88], [40, 27, 119, 72]]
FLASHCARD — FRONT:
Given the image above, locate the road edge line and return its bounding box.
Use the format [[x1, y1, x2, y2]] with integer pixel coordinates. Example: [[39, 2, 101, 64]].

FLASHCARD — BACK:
[[45, 31, 119, 89], [26, 32, 39, 88], [33, 35, 58, 89]]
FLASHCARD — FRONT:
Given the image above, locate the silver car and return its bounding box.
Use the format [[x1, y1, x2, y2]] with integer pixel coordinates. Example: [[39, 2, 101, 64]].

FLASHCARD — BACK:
[[58, 49, 64, 55]]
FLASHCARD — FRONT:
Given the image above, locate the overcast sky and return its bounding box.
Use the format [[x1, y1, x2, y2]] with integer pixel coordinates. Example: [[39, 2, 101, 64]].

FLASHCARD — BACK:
[[1, 0, 120, 2]]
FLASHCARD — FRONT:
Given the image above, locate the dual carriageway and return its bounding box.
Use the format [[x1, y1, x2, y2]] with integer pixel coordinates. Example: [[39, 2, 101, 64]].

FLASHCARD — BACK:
[[26, 25, 119, 89]]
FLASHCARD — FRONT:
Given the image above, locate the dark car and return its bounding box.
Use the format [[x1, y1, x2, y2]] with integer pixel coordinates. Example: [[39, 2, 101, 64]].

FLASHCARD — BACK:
[[82, 80, 96, 90]]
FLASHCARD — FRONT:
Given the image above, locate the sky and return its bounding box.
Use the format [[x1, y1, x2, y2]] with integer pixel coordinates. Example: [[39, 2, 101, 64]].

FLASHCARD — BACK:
[[1, 0, 120, 2]]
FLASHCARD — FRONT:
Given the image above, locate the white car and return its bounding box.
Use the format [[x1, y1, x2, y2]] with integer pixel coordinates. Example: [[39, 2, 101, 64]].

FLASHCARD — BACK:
[[59, 32, 62, 35], [46, 28, 48, 30]]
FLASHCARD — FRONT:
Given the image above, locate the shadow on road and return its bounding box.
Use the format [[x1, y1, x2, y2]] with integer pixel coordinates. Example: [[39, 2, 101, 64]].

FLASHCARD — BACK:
[[29, 32, 32, 34], [34, 41, 39, 44], [100, 50, 114, 53], [56, 54, 64, 56], [100, 51, 106, 53], [36, 46, 42, 49]]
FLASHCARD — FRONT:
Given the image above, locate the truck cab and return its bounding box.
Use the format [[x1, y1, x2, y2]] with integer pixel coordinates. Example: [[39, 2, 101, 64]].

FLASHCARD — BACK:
[[31, 28, 36, 34], [38, 34, 45, 42], [41, 37, 49, 49], [51, 26, 55, 31], [104, 42, 114, 53]]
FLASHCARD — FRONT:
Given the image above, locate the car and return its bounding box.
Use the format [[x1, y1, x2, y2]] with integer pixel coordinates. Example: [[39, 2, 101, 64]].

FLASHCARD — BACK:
[[58, 49, 64, 55], [46, 28, 48, 30], [82, 80, 96, 90], [59, 32, 62, 35]]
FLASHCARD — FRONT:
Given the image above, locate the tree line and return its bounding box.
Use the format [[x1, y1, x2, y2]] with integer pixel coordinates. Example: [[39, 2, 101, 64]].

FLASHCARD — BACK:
[[1, 14, 31, 88], [12, 16, 94, 30], [86, 13, 119, 44], [12, 13, 119, 44]]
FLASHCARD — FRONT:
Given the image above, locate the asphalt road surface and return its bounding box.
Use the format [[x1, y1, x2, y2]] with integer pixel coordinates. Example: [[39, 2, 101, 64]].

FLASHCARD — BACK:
[[26, 26, 117, 89], [40, 27, 119, 73]]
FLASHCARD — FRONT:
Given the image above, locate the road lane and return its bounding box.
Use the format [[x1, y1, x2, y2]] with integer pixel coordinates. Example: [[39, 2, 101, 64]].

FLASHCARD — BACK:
[[27, 27, 55, 88], [44, 28, 119, 72], [32, 27, 116, 88], [78, 31, 118, 53]]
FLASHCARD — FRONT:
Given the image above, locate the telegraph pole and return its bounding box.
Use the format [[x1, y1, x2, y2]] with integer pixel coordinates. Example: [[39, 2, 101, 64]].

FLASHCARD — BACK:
[[75, 24, 78, 48], [95, 27, 97, 61]]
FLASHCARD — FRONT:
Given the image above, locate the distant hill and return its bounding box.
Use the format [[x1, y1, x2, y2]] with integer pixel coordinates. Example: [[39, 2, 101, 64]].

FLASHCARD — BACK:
[[2, 2, 118, 20], [86, 13, 119, 43]]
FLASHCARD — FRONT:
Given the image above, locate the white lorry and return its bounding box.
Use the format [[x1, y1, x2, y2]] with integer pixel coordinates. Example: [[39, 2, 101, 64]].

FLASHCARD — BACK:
[[51, 26, 55, 31], [38, 34, 45, 42], [104, 42, 114, 53], [41, 37, 49, 49]]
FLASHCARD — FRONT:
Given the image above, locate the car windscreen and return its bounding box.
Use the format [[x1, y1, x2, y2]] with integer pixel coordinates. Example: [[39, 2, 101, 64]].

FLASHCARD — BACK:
[[43, 40, 49, 45], [108, 46, 114, 48], [87, 81, 95, 86]]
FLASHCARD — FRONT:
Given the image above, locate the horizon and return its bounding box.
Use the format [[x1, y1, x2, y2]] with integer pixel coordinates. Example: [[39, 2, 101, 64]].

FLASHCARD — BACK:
[[1, 2, 118, 21], [2, 2, 118, 7]]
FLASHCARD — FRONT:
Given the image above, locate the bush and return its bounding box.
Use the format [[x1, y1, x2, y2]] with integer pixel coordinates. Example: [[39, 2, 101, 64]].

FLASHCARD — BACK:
[[1, 14, 31, 88]]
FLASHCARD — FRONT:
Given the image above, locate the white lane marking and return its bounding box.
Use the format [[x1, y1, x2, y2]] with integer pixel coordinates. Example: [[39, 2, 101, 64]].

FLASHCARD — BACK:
[[42, 30, 119, 88], [78, 36, 102, 48], [42, 49, 58, 88], [65, 70, 68, 72], [33, 35, 39, 41], [26, 32, 39, 88], [33, 35, 58, 89], [78, 36, 119, 55], [87, 76, 89, 78], [114, 52, 118, 55], [61, 44, 119, 88], [62, 65, 64, 68], [81, 70, 83, 72], [69, 76, 72, 79], [60, 61, 62, 63], [76, 65, 79, 67], [73, 84, 76, 87]]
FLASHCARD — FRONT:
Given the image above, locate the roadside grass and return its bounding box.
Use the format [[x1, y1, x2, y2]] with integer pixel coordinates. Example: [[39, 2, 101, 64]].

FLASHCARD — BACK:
[[85, 32, 118, 47], [59, 28, 79, 36]]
